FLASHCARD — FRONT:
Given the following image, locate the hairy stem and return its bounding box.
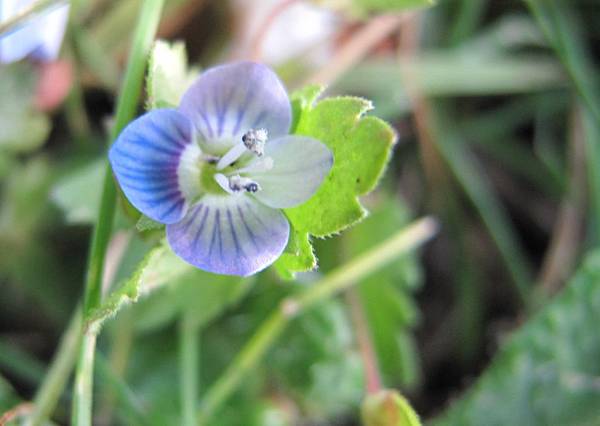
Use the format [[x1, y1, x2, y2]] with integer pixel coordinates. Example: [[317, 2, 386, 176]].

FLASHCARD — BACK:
[[197, 217, 438, 424], [71, 0, 165, 424]]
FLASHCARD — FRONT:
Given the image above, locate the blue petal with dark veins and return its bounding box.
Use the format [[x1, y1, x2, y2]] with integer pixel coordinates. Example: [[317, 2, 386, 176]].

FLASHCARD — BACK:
[[167, 194, 290, 276], [178, 62, 292, 154], [109, 109, 194, 224]]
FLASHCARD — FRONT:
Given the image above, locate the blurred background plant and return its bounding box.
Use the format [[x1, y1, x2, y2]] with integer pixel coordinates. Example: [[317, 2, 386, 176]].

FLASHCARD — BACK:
[[1, 0, 600, 425]]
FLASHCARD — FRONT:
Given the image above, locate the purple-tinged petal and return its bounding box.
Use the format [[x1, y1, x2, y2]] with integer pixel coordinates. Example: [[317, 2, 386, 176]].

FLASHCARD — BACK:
[[247, 135, 333, 208], [167, 194, 289, 276], [0, 1, 69, 64], [178, 62, 291, 154], [109, 109, 200, 224]]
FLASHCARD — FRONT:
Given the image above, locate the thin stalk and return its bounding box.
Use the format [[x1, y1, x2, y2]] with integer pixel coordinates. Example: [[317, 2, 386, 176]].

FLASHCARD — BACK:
[[0, 341, 45, 386], [180, 312, 200, 426], [197, 217, 438, 424], [27, 308, 82, 426], [64, 45, 92, 148], [95, 355, 152, 426], [447, 0, 486, 46], [71, 0, 165, 425], [0, 0, 67, 36]]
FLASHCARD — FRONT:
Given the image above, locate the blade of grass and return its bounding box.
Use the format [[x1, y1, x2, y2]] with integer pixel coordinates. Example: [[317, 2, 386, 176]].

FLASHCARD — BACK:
[[526, 0, 600, 234], [431, 104, 534, 306]]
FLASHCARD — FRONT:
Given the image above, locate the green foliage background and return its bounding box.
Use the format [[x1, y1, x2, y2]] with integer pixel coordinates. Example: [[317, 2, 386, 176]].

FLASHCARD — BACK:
[[1, 0, 600, 425]]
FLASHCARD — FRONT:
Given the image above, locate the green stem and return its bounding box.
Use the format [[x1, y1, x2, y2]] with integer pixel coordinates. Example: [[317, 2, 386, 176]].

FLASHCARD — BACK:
[[27, 308, 82, 426], [180, 313, 200, 426], [95, 354, 152, 426], [71, 333, 97, 426], [71, 1, 165, 425], [0, 0, 67, 36], [197, 217, 438, 424]]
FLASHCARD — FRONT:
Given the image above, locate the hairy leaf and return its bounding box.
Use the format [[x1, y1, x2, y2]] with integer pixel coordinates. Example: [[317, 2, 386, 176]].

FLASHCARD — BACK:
[[85, 240, 191, 331], [431, 251, 600, 426], [276, 87, 396, 277], [146, 40, 197, 110]]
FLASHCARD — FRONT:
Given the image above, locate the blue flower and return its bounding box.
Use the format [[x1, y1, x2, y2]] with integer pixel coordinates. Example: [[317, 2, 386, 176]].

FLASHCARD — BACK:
[[0, 0, 69, 64], [109, 62, 333, 276]]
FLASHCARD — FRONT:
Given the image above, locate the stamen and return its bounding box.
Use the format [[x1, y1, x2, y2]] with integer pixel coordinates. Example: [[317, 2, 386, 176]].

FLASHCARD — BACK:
[[216, 143, 246, 171], [215, 128, 269, 171], [228, 175, 262, 193], [214, 173, 262, 195], [231, 156, 274, 175], [200, 153, 220, 164], [242, 128, 268, 156]]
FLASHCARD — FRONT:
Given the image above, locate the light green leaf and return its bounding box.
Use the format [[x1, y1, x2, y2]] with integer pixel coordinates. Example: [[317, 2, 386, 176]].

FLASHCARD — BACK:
[[362, 390, 422, 426], [0, 158, 52, 241], [276, 89, 396, 277], [312, 0, 434, 17], [147, 40, 198, 110], [85, 240, 192, 332], [51, 158, 104, 224], [132, 271, 252, 333], [0, 64, 51, 154], [430, 250, 600, 426]]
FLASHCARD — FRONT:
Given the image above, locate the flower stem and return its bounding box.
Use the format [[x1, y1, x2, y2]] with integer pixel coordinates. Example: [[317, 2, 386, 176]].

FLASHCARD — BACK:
[[26, 308, 82, 426], [180, 312, 200, 426], [197, 217, 438, 424], [71, 1, 165, 425]]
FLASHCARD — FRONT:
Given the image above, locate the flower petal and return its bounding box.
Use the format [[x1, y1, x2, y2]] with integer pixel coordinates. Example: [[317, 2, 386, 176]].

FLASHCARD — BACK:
[[109, 109, 200, 224], [167, 194, 290, 276], [247, 135, 333, 208], [0, 1, 69, 63], [178, 62, 291, 154]]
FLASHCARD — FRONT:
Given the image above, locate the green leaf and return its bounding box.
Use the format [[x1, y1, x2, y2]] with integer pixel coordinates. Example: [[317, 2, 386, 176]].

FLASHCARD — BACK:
[[311, 0, 434, 17], [430, 250, 600, 426], [0, 64, 51, 154], [132, 271, 252, 333], [85, 240, 192, 332], [51, 158, 104, 224], [269, 299, 364, 418], [146, 40, 198, 110], [0, 157, 52, 241], [276, 89, 396, 277], [362, 390, 422, 426]]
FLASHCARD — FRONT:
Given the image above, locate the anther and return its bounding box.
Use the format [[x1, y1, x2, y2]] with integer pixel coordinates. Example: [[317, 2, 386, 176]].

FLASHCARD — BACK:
[[228, 175, 261, 193], [242, 128, 268, 156]]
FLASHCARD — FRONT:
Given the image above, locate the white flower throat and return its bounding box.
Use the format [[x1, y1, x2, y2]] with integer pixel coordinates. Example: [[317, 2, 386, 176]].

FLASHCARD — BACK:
[[213, 128, 273, 195]]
